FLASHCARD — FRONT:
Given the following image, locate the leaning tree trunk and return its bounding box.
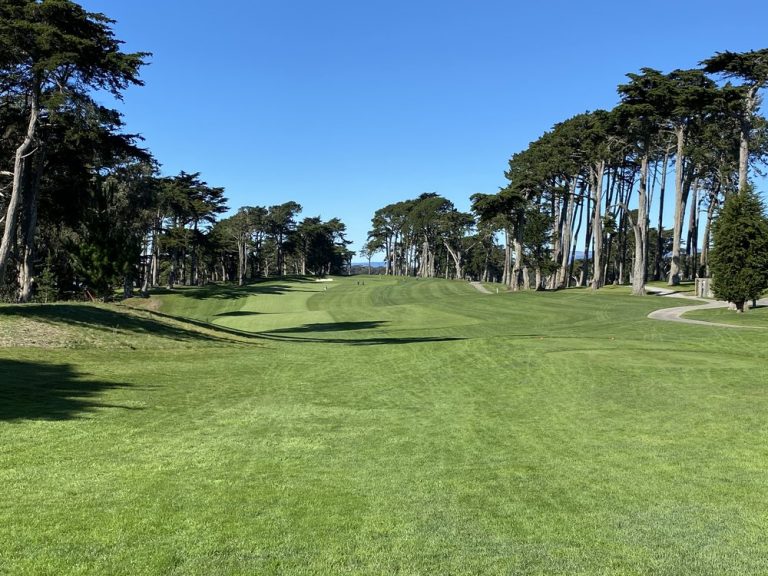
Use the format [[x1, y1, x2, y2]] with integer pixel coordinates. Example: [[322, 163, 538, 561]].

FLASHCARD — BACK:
[[443, 241, 464, 280], [569, 188, 584, 287], [0, 93, 39, 288]]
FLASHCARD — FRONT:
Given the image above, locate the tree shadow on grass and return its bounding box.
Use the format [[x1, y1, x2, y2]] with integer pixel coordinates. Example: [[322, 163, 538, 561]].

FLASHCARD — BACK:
[[214, 311, 266, 318], [0, 359, 138, 421], [258, 321, 464, 345], [0, 304, 252, 345], [265, 321, 388, 333], [258, 333, 464, 345], [140, 311, 463, 346], [153, 281, 321, 301]]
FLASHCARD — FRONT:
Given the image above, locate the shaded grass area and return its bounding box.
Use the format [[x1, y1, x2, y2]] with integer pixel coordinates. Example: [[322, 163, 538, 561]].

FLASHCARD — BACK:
[[0, 358, 136, 421], [2, 276, 768, 574]]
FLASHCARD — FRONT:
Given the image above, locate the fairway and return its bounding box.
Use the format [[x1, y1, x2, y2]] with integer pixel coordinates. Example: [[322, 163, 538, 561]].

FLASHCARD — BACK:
[[2, 277, 768, 575]]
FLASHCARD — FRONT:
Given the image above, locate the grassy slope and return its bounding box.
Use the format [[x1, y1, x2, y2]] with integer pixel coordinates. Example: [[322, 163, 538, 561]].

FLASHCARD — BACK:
[[1, 277, 767, 575]]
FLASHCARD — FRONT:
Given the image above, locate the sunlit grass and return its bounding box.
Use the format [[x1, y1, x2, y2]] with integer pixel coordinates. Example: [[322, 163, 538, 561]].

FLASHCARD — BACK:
[[685, 303, 768, 327], [2, 277, 767, 574]]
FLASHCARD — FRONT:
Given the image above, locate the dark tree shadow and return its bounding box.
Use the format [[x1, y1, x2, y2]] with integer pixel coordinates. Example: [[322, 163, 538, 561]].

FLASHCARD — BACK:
[[257, 333, 464, 346], [214, 311, 266, 318], [0, 359, 138, 421], [265, 321, 388, 334], [154, 281, 322, 301], [138, 311, 463, 346], [258, 321, 464, 345]]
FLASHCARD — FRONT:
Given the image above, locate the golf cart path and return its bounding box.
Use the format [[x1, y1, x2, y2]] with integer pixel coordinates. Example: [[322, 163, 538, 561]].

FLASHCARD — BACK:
[[646, 287, 768, 327], [470, 281, 492, 294]]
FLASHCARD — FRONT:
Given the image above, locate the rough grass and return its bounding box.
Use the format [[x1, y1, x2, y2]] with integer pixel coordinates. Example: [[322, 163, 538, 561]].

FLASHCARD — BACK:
[[1, 277, 768, 575]]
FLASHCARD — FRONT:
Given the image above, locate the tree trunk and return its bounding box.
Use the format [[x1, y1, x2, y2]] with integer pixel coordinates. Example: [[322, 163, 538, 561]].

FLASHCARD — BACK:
[[631, 156, 649, 296], [0, 92, 39, 287], [699, 192, 717, 277], [654, 150, 669, 280], [512, 210, 525, 290], [738, 86, 757, 191], [444, 241, 463, 280], [237, 237, 246, 285], [557, 177, 578, 289], [150, 212, 161, 287], [590, 161, 605, 290], [685, 181, 700, 280], [19, 147, 43, 302], [669, 126, 688, 285], [580, 191, 592, 287], [502, 227, 512, 286]]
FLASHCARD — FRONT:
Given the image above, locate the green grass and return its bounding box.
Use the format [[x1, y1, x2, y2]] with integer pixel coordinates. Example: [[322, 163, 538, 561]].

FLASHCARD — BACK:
[[2, 276, 768, 575], [685, 303, 768, 327]]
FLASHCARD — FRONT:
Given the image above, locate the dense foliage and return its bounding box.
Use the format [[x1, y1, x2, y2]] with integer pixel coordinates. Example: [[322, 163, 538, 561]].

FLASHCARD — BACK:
[[2, 1, 766, 301], [0, 0, 351, 302], [367, 52, 768, 295], [710, 186, 768, 311]]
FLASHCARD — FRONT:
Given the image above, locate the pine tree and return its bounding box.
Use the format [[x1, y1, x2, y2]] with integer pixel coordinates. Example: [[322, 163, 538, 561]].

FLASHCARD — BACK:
[[710, 185, 768, 312]]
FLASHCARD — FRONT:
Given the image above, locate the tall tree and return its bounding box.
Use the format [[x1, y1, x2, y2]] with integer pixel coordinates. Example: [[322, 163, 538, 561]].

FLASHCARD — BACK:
[[616, 69, 670, 295], [471, 189, 526, 288], [438, 208, 475, 280], [0, 0, 148, 288], [702, 49, 768, 191], [656, 69, 720, 285], [267, 201, 302, 276]]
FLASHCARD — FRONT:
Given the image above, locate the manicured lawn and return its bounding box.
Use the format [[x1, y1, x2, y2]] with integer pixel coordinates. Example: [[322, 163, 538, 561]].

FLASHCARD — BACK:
[[685, 304, 768, 328], [2, 277, 767, 574]]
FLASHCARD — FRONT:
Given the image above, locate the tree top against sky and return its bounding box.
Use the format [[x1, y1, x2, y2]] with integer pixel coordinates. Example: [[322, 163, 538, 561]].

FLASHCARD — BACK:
[[76, 0, 768, 252]]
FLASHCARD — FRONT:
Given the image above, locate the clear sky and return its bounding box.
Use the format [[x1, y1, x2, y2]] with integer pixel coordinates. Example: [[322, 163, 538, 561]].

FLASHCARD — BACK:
[[79, 0, 768, 255]]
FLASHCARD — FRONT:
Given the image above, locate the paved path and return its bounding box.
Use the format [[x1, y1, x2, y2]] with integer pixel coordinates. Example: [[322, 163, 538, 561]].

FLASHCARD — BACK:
[[645, 287, 767, 327], [469, 281, 492, 294]]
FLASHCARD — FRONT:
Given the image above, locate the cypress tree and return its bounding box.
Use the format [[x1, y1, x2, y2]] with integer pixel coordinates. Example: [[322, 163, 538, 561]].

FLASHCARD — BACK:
[[710, 185, 768, 312]]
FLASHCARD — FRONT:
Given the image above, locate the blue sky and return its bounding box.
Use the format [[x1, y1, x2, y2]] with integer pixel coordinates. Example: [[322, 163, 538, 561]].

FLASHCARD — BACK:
[[79, 0, 768, 254]]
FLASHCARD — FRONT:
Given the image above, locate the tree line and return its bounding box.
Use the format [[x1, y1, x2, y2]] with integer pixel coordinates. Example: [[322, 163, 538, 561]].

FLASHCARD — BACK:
[[0, 0, 352, 302], [367, 49, 768, 297]]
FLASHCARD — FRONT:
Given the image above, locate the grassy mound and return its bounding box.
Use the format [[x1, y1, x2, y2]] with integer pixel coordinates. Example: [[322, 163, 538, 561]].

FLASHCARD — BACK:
[[1, 277, 767, 575]]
